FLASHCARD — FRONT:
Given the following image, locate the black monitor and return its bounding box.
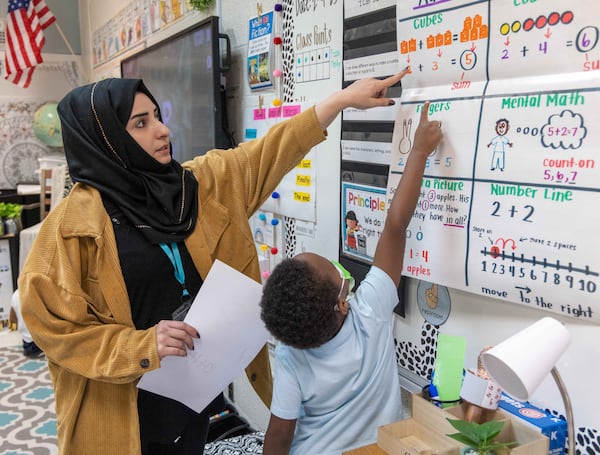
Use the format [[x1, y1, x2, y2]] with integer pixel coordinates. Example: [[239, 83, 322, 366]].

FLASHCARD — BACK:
[[121, 16, 232, 163]]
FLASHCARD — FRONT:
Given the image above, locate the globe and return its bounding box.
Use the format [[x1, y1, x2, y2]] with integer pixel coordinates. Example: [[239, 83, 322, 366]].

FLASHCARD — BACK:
[[33, 102, 63, 148]]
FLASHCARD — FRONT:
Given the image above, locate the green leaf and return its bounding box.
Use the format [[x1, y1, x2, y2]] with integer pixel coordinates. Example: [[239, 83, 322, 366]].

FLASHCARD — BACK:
[[478, 420, 505, 441], [446, 418, 515, 453], [447, 433, 479, 446], [447, 419, 484, 444]]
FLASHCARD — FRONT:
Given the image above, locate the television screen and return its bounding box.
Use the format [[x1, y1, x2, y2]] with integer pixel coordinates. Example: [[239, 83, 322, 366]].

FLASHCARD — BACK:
[[121, 16, 231, 163]]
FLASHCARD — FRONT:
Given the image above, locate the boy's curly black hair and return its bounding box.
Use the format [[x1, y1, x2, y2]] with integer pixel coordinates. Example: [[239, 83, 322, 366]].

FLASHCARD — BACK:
[[260, 258, 340, 349]]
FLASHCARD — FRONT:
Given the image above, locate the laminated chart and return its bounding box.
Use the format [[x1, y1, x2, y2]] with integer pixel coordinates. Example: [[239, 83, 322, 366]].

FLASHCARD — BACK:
[[290, 0, 343, 100], [387, 0, 600, 322], [246, 103, 318, 223]]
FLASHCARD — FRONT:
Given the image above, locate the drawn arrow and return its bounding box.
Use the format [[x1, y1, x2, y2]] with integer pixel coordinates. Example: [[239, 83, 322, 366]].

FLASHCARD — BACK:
[[437, 48, 442, 58], [515, 285, 531, 293], [504, 36, 510, 46], [544, 27, 552, 38]]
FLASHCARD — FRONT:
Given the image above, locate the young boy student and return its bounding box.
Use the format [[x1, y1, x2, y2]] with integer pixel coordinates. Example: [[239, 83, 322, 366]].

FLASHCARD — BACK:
[[259, 102, 443, 454]]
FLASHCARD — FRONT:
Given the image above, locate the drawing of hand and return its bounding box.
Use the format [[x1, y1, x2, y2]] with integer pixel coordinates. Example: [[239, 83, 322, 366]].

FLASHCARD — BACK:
[[425, 283, 439, 309], [399, 118, 413, 155]]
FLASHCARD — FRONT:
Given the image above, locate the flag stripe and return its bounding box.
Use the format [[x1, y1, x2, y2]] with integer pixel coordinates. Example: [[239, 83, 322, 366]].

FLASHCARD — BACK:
[[8, 6, 39, 67], [4, 0, 55, 88], [34, 0, 56, 28]]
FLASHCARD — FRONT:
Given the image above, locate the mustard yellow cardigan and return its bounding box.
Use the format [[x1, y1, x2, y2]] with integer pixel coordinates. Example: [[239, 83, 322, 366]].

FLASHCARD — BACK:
[[19, 107, 326, 455]]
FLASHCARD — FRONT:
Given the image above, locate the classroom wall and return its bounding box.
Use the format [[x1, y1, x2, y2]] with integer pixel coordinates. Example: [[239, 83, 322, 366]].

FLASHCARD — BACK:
[[0, 56, 80, 188], [73, 0, 599, 451], [0, 0, 82, 188]]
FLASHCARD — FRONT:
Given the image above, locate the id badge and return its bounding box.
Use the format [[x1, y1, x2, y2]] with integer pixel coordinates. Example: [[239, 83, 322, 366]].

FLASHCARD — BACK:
[[172, 295, 192, 321]]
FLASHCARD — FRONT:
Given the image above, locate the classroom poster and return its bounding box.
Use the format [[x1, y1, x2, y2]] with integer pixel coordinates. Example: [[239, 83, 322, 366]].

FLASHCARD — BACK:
[[248, 11, 275, 90], [387, 0, 600, 323], [92, 0, 187, 67], [341, 182, 388, 263], [291, 0, 343, 101]]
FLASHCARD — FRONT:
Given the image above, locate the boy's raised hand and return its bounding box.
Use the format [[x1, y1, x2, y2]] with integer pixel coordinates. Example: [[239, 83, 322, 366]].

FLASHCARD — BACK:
[[412, 101, 443, 156]]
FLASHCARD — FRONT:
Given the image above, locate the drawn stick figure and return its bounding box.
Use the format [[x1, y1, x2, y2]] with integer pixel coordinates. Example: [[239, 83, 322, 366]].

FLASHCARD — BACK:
[[487, 118, 513, 171]]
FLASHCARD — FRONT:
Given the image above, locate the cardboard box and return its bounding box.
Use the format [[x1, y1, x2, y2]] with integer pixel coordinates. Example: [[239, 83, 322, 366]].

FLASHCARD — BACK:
[[498, 393, 567, 455]]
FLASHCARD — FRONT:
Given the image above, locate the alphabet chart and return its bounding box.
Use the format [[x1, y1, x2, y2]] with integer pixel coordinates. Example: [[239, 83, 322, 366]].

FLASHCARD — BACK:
[[387, 0, 600, 322]]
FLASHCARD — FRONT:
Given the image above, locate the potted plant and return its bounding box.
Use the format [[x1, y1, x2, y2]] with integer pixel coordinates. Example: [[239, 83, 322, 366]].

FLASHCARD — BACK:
[[188, 0, 215, 11], [0, 202, 23, 235], [446, 418, 516, 455]]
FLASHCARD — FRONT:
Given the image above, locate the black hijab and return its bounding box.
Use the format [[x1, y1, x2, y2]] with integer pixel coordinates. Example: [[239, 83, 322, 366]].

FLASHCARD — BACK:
[[58, 78, 198, 244]]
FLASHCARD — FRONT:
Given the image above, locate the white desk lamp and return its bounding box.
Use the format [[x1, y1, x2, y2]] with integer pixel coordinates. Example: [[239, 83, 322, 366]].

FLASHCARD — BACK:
[[481, 317, 574, 454]]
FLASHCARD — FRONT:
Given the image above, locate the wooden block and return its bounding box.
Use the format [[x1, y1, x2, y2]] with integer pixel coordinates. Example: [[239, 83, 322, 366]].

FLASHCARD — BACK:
[[377, 418, 460, 455], [499, 419, 549, 455], [409, 392, 549, 455], [342, 443, 387, 455], [399, 434, 433, 454]]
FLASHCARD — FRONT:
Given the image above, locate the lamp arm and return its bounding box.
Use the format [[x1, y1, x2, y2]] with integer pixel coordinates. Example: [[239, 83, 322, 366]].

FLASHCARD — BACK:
[[551, 367, 575, 455]]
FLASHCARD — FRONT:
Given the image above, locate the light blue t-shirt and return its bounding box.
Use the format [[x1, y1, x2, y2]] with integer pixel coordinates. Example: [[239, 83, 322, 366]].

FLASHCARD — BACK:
[[270, 266, 402, 454]]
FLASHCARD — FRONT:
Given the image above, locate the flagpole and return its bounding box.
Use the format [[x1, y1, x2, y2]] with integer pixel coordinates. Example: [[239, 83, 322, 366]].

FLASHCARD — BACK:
[[52, 21, 76, 56]]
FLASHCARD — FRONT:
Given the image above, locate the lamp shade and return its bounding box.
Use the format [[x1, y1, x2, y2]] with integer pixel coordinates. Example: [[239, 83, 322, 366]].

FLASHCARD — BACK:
[[481, 317, 570, 401]]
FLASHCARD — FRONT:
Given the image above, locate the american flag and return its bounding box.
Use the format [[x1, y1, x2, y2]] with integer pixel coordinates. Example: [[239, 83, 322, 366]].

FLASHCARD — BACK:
[[4, 0, 56, 88]]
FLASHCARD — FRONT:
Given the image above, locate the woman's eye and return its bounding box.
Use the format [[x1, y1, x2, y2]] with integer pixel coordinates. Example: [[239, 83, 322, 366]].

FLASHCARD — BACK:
[[135, 119, 146, 128]]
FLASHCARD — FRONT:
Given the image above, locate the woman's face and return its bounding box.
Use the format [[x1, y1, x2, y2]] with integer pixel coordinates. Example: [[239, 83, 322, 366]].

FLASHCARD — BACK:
[[125, 92, 172, 164]]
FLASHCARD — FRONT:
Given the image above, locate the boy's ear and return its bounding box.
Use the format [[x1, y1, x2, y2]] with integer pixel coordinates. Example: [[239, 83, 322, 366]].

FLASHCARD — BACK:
[[337, 299, 350, 316]]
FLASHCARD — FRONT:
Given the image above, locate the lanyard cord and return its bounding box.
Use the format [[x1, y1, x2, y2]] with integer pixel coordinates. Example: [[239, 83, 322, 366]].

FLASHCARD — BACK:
[[159, 242, 190, 298]]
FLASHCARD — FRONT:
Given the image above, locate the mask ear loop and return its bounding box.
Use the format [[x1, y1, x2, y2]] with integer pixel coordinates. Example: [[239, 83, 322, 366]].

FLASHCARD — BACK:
[[336, 276, 346, 301]]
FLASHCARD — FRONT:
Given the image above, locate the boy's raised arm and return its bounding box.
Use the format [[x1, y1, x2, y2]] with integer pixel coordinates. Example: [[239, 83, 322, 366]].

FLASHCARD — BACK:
[[373, 102, 443, 286]]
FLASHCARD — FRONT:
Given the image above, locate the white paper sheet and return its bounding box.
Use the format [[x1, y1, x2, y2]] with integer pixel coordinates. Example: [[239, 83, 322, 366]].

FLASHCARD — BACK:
[[137, 259, 269, 413]]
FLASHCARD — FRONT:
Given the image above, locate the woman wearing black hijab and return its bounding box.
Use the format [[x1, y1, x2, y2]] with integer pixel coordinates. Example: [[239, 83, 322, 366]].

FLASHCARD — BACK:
[[19, 72, 406, 455]]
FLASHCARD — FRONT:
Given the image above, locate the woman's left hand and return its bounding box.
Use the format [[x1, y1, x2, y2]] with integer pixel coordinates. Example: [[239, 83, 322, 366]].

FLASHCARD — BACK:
[[155, 319, 200, 359]]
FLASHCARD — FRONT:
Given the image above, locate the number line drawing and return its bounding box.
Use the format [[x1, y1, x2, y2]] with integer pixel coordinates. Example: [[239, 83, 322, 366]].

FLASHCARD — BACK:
[[480, 247, 598, 277]]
